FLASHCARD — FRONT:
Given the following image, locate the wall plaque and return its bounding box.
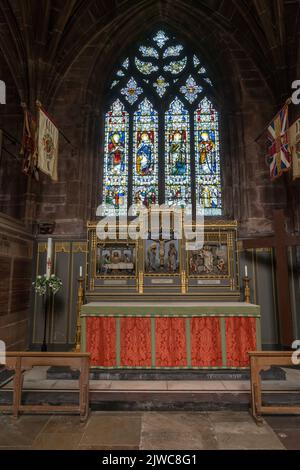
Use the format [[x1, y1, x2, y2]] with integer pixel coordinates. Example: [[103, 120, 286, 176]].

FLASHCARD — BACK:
[[103, 280, 128, 286]]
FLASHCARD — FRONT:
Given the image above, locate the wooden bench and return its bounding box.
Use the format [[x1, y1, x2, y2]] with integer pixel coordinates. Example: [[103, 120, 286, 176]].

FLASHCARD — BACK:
[[0, 352, 90, 422], [249, 351, 300, 424]]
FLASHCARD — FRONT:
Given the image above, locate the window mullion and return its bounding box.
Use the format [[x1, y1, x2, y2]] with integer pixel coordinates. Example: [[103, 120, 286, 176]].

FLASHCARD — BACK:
[[158, 106, 165, 205], [128, 111, 134, 210]]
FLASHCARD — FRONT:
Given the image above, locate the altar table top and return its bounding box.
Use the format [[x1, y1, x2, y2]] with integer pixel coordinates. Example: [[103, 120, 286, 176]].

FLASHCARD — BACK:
[[81, 301, 260, 317]]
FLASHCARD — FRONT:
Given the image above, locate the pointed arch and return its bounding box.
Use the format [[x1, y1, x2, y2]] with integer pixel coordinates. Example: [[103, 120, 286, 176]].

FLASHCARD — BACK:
[[102, 29, 223, 214]]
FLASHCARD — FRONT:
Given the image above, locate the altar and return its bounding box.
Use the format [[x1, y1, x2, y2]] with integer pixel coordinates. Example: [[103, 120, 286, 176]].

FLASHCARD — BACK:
[[80, 301, 261, 369], [80, 216, 261, 369]]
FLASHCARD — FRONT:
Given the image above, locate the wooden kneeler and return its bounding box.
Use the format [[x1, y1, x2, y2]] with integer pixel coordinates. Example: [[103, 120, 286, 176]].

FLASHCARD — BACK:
[[249, 351, 300, 424], [0, 352, 90, 422]]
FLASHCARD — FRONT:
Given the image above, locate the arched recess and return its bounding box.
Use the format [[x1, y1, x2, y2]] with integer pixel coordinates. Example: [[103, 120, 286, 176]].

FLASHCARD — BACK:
[[100, 27, 226, 217]]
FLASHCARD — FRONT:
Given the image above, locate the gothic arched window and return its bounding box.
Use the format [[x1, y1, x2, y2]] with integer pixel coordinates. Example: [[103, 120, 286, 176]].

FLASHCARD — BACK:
[[102, 29, 222, 216]]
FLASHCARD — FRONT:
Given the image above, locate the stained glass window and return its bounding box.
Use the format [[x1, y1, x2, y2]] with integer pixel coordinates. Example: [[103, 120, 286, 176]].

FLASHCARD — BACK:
[[122, 58, 129, 69], [121, 78, 143, 105], [153, 31, 169, 48], [110, 80, 119, 89], [163, 57, 187, 74], [103, 99, 129, 215], [193, 55, 200, 67], [163, 45, 184, 58], [204, 77, 213, 86], [139, 46, 159, 59], [133, 99, 158, 209], [135, 58, 158, 75], [194, 97, 222, 215], [165, 98, 191, 207], [153, 75, 169, 97], [180, 75, 203, 103], [103, 30, 222, 216]]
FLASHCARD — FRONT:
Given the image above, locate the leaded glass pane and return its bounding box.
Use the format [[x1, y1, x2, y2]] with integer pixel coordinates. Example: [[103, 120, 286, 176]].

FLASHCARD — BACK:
[[139, 46, 159, 59], [163, 45, 184, 58], [204, 77, 213, 86], [180, 75, 203, 103], [122, 58, 129, 69], [135, 58, 159, 75], [121, 77, 143, 104], [194, 97, 222, 215], [193, 55, 200, 67], [133, 98, 158, 209], [103, 99, 128, 215], [153, 31, 169, 48], [163, 57, 187, 74], [165, 98, 191, 207], [153, 75, 169, 97]]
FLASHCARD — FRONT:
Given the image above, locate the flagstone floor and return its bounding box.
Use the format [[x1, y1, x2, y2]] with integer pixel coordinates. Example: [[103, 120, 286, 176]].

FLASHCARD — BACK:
[[0, 367, 299, 449], [0, 411, 291, 450]]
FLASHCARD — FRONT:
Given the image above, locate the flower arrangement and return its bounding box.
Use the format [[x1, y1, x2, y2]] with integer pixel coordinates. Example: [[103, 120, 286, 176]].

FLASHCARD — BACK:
[[33, 274, 62, 296]]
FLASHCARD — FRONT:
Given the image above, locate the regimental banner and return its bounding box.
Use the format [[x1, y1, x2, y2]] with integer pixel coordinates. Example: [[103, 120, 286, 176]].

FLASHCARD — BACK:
[[37, 107, 58, 181], [289, 117, 300, 180], [267, 104, 291, 180], [20, 107, 38, 177]]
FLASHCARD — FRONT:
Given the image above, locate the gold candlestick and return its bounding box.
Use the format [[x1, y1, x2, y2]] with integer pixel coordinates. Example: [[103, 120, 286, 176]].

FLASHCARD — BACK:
[[138, 271, 144, 294], [243, 276, 251, 303], [181, 270, 187, 294], [74, 277, 84, 352]]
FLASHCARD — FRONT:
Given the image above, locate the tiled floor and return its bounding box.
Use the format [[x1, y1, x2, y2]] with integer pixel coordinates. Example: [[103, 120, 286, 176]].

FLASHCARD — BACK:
[[0, 412, 286, 450]]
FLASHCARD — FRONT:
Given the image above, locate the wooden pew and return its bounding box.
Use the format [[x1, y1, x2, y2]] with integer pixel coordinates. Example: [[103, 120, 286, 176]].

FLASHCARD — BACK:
[[0, 352, 90, 422], [249, 351, 300, 424]]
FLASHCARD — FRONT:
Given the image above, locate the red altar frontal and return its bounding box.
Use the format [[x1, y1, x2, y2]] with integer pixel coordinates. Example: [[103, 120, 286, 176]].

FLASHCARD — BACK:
[[81, 302, 261, 369]]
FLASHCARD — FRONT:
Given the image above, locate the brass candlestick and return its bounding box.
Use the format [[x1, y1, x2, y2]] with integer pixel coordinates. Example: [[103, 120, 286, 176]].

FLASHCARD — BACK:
[[74, 277, 84, 352], [181, 270, 187, 294], [243, 276, 251, 303], [138, 271, 144, 294]]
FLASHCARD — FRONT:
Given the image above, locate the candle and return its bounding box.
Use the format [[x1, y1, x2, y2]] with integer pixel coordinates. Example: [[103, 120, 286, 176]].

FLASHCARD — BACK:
[[245, 265, 248, 278], [79, 266, 83, 278], [46, 238, 52, 279]]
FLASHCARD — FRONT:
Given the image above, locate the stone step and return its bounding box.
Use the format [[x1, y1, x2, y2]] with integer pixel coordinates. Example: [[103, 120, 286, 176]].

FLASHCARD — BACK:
[[1, 389, 299, 412], [46, 366, 286, 381]]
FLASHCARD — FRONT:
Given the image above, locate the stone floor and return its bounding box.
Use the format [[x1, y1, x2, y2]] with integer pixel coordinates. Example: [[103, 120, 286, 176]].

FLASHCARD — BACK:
[[0, 411, 288, 450], [0, 367, 299, 450]]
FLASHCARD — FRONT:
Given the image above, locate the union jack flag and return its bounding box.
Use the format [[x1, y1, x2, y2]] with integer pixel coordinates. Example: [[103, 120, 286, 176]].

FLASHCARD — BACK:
[[267, 105, 291, 180]]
